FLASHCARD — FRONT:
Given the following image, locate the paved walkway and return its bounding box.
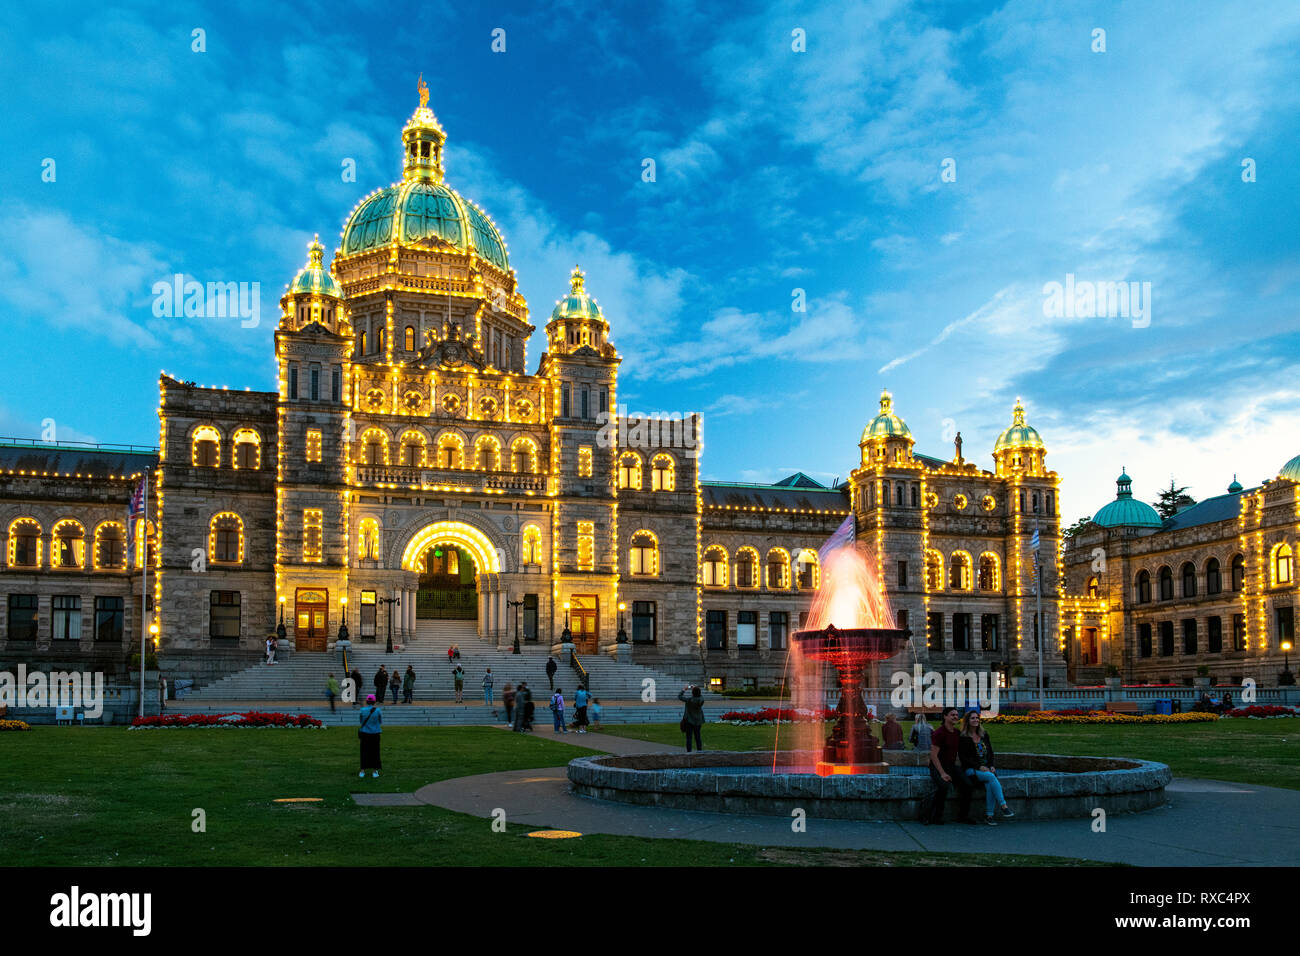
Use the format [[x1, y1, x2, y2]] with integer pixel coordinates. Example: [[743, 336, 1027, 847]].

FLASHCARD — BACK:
[[406, 727, 1300, 866]]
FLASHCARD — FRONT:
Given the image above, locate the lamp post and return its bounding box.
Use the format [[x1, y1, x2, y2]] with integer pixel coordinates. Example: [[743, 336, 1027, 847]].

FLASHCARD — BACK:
[[378, 593, 400, 653], [276, 596, 287, 643], [561, 601, 572, 645], [338, 595, 350, 642], [507, 598, 524, 654], [617, 601, 628, 643], [1283, 640, 1294, 685]]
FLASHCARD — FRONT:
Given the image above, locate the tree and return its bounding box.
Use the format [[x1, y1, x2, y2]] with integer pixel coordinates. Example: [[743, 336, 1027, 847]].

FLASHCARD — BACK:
[[1062, 515, 1093, 540], [1153, 479, 1196, 519]]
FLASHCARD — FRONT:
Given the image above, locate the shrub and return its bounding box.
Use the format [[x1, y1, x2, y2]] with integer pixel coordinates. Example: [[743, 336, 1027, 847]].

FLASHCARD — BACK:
[[718, 707, 839, 724], [131, 711, 323, 729], [1222, 705, 1300, 719], [0, 719, 33, 732]]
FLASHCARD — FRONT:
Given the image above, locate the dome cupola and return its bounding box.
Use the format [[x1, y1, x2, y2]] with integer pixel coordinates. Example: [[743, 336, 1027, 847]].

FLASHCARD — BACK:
[[993, 397, 1047, 476], [545, 266, 612, 355], [1093, 469, 1163, 529], [280, 235, 346, 333], [859, 389, 914, 465], [1279, 455, 1300, 483]]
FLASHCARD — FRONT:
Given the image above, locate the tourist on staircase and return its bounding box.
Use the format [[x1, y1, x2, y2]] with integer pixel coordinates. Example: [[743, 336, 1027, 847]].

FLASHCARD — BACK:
[[545, 656, 557, 690], [483, 668, 496, 716], [326, 674, 339, 713], [551, 688, 567, 733], [502, 682, 515, 726], [389, 673, 400, 704], [374, 666, 389, 705], [358, 695, 382, 779], [452, 663, 465, 703], [402, 666, 416, 704], [349, 668, 363, 708]]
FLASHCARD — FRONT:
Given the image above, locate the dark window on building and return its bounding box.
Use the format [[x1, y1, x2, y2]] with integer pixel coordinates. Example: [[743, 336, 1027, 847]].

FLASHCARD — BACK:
[[981, 613, 1000, 651], [194, 440, 218, 467], [1232, 613, 1246, 651], [7, 594, 37, 640], [631, 601, 656, 644], [1159, 621, 1174, 657], [1018, 490, 1025, 512], [209, 591, 241, 640], [769, 611, 788, 651], [331, 366, 341, 402], [927, 612, 944, 653], [1181, 563, 1197, 598], [580, 389, 589, 420], [895, 608, 908, 633], [360, 590, 377, 641], [706, 609, 726, 650], [1032, 492, 1040, 514], [561, 386, 570, 418], [600, 389, 607, 414], [735, 554, 755, 588], [952, 613, 972, 651], [897, 560, 908, 588], [1139, 622, 1153, 658], [737, 610, 757, 649], [289, 366, 298, 400], [895, 484, 904, 506], [1136, 570, 1151, 604], [1046, 492, 1053, 513], [52, 595, 80, 640], [94, 596, 124, 643], [523, 593, 539, 641], [1279, 606, 1295, 646], [1208, 616, 1222, 654], [310, 367, 320, 401], [1182, 619, 1197, 655], [1158, 567, 1174, 601], [911, 484, 919, 507], [1206, 558, 1221, 595], [12, 529, 38, 567], [1231, 554, 1245, 591]]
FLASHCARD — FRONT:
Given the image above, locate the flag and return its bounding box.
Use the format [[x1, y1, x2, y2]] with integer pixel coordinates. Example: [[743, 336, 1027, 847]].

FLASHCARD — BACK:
[[128, 477, 146, 567], [1031, 528, 1040, 552], [817, 514, 856, 566]]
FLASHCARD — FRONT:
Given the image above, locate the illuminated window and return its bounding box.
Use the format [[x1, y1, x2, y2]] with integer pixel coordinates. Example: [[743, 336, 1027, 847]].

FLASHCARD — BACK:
[[618, 452, 642, 490], [1274, 544, 1294, 586], [651, 454, 675, 491], [766, 548, 790, 589], [796, 551, 819, 590], [305, 429, 323, 462], [925, 550, 944, 591], [511, 437, 539, 474], [405, 325, 415, 351], [475, 435, 501, 471], [51, 520, 85, 569], [209, 513, 244, 564], [360, 429, 388, 466], [630, 530, 658, 576], [233, 428, 261, 469], [521, 525, 543, 565], [437, 433, 464, 469], [1087, 575, 1100, 599], [978, 553, 1000, 591], [949, 552, 972, 590], [357, 518, 381, 560], [93, 522, 126, 570], [134, 520, 156, 568], [576, 521, 594, 571], [703, 546, 728, 588], [400, 431, 427, 468], [735, 547, 759, 589], [8, 518, 41, 568], [192, 425, 221, 467], [303, 510, 323, 562], [577, 447, 593, 478]]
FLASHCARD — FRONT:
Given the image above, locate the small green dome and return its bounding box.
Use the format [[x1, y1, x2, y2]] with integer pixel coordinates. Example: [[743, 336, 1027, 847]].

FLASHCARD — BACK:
[[288, 236, 343, 298], [1093, 469, 1163, 529], [1279, 456, 1300, 483], [550, 266, 605, 323], [1228, 475, 1244, 494], [340, 180, 509, 271], [861, 389, 912, 443], [994, 398, 1045, 452]]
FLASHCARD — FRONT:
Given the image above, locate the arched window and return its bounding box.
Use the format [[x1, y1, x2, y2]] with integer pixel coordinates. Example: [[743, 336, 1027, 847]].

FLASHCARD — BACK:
[[1018, 489, 1025, 512], [630, 530, 658, 576], [521, 525, 543, 565], [1181, 561, 1197, 597], [404, 326, 415, 351], [51, 520, 85, 569], [360, 429, 388, 466], [209, 513, 244, 564], [191, 425, 221, 467], [795, 550, 819, 590], [474, 435, 501, 472], [766, 548, 791, 589], [1206, 558, 1222, 595], [359, 330, 367, 354], [1231, 554, 1245, 591], [134, 520, 156, 569], [618, 452, 643, 490], [735, 547, 759, 589], [577, 447, 593, 478], [1274, 543, 1294, 586], [1087, 575, 1100, 599], [378, 327, 386, 353], [1136, 570, 1152, 604], [1158, 566, 1174, 601], [651, 454, 675, 491], [978, 553, 1000, 591], [7, 518, 41, 568], [926, 550, 944, 591], [949, 551, 972, 590], [895, 483, 904, 506], [703, 546, 728, 588], [357, 518, 381, 561], [93, 522, 126, 570], [510, 437, 539, 474], [399, 431, 427, 468], [233, 428, 261, 469], [911, 484, 919, 507], [436, 433, 465, 469]]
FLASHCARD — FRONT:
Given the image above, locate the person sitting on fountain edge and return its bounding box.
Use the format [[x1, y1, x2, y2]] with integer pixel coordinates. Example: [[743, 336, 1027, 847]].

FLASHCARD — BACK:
[[927, 706, 975, 825], [959, 708, 1014, 825]]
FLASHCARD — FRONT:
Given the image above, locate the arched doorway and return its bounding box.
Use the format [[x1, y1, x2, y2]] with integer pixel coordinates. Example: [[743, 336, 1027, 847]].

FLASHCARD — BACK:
[[399, 520, 506, 637], [415, 545, 477, 619]]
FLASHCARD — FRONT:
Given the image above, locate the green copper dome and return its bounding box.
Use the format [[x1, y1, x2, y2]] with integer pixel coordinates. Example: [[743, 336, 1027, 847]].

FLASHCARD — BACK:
[[1093, 469, 1163, 529], [288, 236, 343, 298], [550, 266, 605, 323], [861, 389, 912, 442], [1228, 475, 1244, 494], [994, 398, 1045, 452], [1279, 455, 1300, 483], [340, 180, 509, 271]]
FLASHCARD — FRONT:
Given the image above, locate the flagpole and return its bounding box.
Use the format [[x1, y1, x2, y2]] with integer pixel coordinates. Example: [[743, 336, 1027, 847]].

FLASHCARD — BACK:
[[139, 470, 149, 718]]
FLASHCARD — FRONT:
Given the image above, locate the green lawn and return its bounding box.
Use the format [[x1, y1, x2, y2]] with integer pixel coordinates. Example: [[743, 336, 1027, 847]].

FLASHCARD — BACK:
[[599, 719, 1300, 790], [0, 726, 1100, 867]]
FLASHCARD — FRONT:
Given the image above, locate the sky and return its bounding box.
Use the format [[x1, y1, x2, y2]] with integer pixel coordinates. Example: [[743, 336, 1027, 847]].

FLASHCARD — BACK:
[[1, 0, 1298, 524]]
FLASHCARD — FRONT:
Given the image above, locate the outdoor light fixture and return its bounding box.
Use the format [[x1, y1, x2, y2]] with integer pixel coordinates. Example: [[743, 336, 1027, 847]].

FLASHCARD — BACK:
[[277, 596, 287, 642], [617, 601, 627, 643]]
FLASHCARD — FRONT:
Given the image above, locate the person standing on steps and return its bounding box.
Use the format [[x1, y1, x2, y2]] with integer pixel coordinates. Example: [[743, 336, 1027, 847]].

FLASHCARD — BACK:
[[678, 685, 705, 752], [545, 655, 557, 690], [326, 673, 339, 713], [389, 672, 400, 704], [483, 668, 496, 715], [452, 663, 465, 703], [402, 665, 416, 704], [502, 681, 515, 726], [374, 666, 389, 705], [550, 687, 567, 733], [358, 694, 382, 778], [350, 668, 363, 708]]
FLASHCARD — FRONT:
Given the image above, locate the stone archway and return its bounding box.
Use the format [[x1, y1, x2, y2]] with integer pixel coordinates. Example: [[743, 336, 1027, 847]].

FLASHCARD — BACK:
[[394, 518, 512, 642]]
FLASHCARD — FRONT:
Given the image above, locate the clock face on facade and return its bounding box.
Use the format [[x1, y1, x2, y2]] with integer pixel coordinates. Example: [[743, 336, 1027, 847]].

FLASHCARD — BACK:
[[365, 388, 386, 411]]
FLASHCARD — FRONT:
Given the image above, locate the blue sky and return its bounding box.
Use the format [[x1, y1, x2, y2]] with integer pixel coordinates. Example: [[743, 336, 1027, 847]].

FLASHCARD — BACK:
[[2, 0, 1298, 523]]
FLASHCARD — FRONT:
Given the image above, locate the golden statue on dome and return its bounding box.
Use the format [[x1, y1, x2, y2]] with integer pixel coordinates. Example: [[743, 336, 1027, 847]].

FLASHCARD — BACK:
[[418, 73, 429, 108]]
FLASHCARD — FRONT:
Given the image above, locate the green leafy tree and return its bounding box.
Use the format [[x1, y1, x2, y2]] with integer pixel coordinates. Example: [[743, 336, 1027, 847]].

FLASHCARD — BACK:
[[1153, 479, 1196, 519], [1062, 515, 1093, 540]]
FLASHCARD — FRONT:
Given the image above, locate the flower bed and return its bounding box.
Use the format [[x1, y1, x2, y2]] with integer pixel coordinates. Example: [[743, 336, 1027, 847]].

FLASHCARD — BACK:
[[1222, 705, 1300, 719], [0, 718, 33, 732], [985, 710, 1218, 724], [718, 707, 840, 725], [130, 711, 323, 729]]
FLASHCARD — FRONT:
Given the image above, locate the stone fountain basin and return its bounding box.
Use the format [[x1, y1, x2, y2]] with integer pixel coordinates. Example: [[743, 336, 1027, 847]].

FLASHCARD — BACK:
[[567, 749, 1172, 821]]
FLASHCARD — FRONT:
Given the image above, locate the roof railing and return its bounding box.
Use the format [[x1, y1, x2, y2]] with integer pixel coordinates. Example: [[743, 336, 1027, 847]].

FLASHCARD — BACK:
[[0, 437, 159, 454]]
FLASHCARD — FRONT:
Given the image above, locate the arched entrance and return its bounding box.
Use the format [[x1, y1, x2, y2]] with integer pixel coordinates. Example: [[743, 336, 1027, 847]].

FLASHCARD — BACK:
[[415, 545, 477, 619], [399, 520, 508, 640]]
